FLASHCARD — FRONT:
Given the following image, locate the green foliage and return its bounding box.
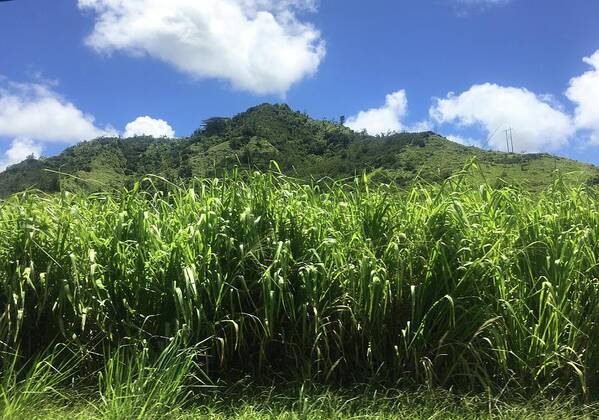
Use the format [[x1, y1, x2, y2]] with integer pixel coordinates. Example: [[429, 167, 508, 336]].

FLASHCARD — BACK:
[[0, 345, 80, 419], [5, 384, 599, 418], [201, 117, 231, 137], [1, 104, 597, 196], [95, 331, 206, 419], [1, 170, 599, 398]]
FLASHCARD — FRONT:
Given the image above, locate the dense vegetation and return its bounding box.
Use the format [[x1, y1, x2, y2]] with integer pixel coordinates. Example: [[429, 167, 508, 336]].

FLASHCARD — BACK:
[[1, 169, 599, 417], [1, 103, 597, 196]]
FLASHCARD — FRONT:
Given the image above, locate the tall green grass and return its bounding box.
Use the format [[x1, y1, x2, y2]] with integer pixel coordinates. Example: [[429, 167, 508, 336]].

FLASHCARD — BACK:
[[1, 169, 598, 398], [95, 330, 205, 419], [0, 344, 80, 418]]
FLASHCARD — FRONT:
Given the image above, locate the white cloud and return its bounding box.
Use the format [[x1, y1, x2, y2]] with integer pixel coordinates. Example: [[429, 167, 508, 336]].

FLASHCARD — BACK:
[[0, 80, 117, 171], [409, 120, 433, 132], [0, 139, 43, 171], [430, 83, 575, 152], [345, 90, 409, 135], [0, 81, 116, 143], [566, 49, 599, 144], [124, 116, 175, 138], [446, 135, 482, 148], [78, 0, 325, 95]]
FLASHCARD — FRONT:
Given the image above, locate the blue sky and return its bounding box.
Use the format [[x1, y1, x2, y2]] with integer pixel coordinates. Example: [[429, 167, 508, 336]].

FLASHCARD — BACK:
[[1, 0, 598, 169]]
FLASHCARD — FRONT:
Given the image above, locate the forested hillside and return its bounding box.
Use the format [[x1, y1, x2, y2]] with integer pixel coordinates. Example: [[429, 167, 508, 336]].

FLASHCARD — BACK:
[[1, 103, 597, 196]]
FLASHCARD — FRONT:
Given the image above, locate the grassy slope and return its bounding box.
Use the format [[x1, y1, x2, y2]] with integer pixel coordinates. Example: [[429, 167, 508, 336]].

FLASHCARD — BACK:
[[0, 104, 597, 196]]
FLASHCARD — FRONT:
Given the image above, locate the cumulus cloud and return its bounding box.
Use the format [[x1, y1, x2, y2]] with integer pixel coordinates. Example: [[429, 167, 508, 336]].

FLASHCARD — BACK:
[[345, 90, 409, 135], [78, 0, 325, 95], [124, 116, 176, 138], [0, 81, 116, 143], [0, 139, 43, 171], [446, 135, 483, 148], [0, 80, 118, 171], [566, 49, 599, 144], [409, 120, 434, 132], [430, 83, 575, 152]]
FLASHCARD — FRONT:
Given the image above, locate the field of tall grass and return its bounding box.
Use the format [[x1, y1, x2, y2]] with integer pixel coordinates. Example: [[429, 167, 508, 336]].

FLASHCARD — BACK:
[[1, 168, 599, 417]]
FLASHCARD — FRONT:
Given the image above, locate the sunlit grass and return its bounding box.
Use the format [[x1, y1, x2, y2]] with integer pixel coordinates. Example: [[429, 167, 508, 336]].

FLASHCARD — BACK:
[[6, 384, 599, 419], [0, 345, 80, 419], [1, 166, 599, 416]]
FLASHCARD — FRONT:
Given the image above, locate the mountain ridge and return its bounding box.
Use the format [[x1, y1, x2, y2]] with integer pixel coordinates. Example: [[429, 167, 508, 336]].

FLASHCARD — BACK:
[[1, 103, 597, 196]]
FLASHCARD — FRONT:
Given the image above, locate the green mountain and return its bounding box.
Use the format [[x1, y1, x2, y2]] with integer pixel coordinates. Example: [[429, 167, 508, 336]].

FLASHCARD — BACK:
[[1, 103, 597, 196]]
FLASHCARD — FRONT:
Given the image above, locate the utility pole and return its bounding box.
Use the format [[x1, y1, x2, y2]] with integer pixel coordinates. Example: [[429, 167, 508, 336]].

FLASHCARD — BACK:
[[509, 127, 514, 153], [503, 127, 514, 153]]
